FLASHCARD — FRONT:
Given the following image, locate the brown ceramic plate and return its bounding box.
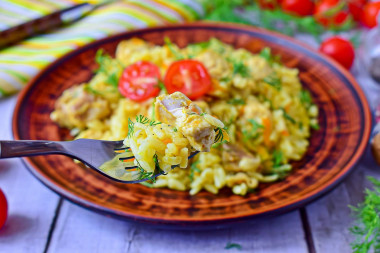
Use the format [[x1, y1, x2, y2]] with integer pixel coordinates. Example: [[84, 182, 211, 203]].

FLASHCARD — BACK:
[[13, 23, 371, 229]]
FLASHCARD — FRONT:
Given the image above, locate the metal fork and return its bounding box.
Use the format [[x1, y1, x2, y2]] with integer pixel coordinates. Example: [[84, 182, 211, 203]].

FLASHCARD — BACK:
[[0, 139, 199, 183]]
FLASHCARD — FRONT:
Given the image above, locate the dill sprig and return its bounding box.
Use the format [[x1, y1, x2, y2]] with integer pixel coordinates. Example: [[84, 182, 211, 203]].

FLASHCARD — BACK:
[[281, 108, 296, 124], [349, 176, 380, 253], [272, 150, 283, 168], [189, 160, 200, 181], [127, 118, 135, 138], [242, 119, 264, 140], [263, 75, 281, 90], [227, 98, 245, 105], [215, 127, 228, 143], [164, 37, 184, 60], [232, 61, 250, 78], [135, 115, 161, 126], [299, 89, 312, 106]]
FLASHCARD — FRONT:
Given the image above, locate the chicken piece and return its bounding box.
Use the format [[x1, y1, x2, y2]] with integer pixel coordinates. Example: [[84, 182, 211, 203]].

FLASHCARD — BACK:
[[50, 85, 111, 130], [155, 92, 226, 151]]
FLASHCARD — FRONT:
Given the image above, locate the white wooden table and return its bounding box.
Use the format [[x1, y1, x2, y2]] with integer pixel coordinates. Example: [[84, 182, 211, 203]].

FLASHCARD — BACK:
[[0, 49, 380, 253]]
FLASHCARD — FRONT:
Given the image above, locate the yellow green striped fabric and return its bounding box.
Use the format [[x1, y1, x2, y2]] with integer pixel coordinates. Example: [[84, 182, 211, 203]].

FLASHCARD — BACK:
[[0, 0, 205, 96]]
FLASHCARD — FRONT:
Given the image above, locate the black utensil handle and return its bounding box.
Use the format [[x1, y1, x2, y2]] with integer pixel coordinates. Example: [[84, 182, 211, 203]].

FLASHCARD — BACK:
[[0, 140, 64, 158], [0, 3, 90, 49]]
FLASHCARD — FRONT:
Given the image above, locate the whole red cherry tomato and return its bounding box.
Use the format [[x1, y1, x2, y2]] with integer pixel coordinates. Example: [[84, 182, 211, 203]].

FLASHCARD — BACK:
[[361, 1, 380, 28], [0, 189, 8, 229], [118, 61, 161, 102], [281, 0, 314, 16], [348, 0, 367, 21], [314, 0, 351, 27], [319, 37, 355, 69], [257, 0, 280, 10], [164, 60, 212, 100]]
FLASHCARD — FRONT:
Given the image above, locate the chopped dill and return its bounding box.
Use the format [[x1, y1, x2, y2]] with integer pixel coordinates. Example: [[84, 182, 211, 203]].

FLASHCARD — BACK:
[[84, 85, 102, 95], [173, 127, 178, 132], [281, 109, 296, 124], [349, 176, 380, 253], [299, 90, 312, 106], [127, 118, 135, 138], [140, 181, 155, 188], [157, 80, 167, 92], [259, 47, 272, 61], [164, 37, 184, 60], [310, 122, 320, 130], [106, 72, 119, 88], [243, 119, 264, 140], [215, 127, 228, 142], [225, 243, 242, 250], [263, 75, 281, 90], [259, 47, 281, 65], [272, 150, 283, 168], [189, 160, 200, 181], [227, 98, 245, 105], [232, 61, 250, 77]]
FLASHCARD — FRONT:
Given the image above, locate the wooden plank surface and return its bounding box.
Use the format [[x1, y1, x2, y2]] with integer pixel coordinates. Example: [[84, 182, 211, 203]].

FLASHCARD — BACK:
[[47, 201, 308, 253], [0, 96, 60, 253]]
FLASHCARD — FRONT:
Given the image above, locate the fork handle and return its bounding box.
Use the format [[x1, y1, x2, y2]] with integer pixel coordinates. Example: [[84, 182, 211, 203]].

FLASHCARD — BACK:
[[0, 140, 65, 158]]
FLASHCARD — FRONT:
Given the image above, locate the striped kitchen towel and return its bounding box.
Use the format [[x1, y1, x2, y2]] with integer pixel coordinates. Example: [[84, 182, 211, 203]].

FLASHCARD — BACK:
[[0, 0, 205, 97]]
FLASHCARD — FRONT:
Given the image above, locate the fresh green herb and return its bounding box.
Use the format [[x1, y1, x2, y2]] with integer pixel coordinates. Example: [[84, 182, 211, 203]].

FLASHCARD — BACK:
[[158, 80, 167, 92], [189, 160, 200, 181], [84, 85, 102, 95], [127, 118, 135, 138], [136, 115, 150, 124], [173, 127, 178, 132], [310, 122, 320, 130], [299, 90, 312, 106], [200, 113, 206, 116], [272, 150, 283, 168], [151, 101, 156, 121], [232, 61, 250, 77], [225, 242, 242, 250], [135, 115, 161, 126], [349, 176, 380, 253], [281, 109, 296, 124], [137, 166, 154, 181], [259, 47, 272, 61], [227, 98, 245, 105], [215, 127, 228, 142], [263, 75, 281, 90], [212, 139, 228, 149], [140, 181, 155, 188], [242, 119, 264, 140], [220, 76, 232, 83], [164, 37, 184, 60], [106, 72, 119, 88]]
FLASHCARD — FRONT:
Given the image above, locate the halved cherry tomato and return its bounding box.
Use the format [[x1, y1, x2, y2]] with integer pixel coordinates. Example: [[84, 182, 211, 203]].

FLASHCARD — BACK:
[[118, 61, 161, 102], [319, 36, 355, 69], [281, 0, 314, 16], [0, 189, 7, 229], [164, 60, 212, 100], [314, 0, 351, 27], [361, 1, 380, 28]]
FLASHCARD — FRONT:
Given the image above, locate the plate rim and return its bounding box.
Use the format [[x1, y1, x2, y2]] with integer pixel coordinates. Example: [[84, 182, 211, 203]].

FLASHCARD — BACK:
[[12, 22, 372, 227]]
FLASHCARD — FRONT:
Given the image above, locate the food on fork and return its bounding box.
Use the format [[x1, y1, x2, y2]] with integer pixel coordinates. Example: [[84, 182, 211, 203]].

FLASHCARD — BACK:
[[124, 92, 228, 175]]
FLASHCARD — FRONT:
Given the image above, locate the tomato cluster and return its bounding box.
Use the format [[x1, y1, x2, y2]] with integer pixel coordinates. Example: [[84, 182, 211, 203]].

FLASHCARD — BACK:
[[258, 0, 380, 28], [257, 0, 380, 70]]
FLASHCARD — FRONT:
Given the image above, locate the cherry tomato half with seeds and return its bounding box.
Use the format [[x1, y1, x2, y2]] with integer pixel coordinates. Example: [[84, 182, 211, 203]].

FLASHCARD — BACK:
[[0, 189, 7, 229], [118, 61, 161, 102], [361, 1, 380, 28], [164, 60, 212, 100], [281, 0, 314, 16], [319, 37, 355, 69]]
